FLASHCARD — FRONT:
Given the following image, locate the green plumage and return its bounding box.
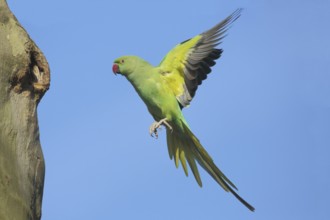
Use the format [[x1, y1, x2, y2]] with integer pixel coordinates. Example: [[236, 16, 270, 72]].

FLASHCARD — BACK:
[[113, 9, 255, 212]]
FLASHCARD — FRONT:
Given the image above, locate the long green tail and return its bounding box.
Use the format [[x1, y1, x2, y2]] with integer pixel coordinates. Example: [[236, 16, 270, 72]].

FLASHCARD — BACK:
[[166, 119, 255, 211]]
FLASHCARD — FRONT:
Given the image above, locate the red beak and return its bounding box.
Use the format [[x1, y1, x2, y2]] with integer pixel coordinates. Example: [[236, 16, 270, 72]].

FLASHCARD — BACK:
[[112, 64, 120, 75]]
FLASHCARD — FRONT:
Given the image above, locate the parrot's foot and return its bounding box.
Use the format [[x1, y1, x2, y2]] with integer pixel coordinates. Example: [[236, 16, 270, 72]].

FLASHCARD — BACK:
[[149, 118, 173, 139]]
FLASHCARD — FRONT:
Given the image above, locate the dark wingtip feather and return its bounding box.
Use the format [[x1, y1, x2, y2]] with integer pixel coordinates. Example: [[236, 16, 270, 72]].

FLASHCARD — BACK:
[[209, 49, 222, 60], [179, 9, 241, 108], [180, 38, 191, 45], [201, 8, 243, 39]]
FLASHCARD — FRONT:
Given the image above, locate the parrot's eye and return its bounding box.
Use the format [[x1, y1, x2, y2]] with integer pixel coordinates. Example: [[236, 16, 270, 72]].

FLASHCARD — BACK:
[[120, 59, 125, 64]]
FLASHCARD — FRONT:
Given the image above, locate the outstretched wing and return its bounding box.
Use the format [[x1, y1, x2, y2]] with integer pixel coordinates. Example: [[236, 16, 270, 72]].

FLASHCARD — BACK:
[[158, 9, 242, 108]]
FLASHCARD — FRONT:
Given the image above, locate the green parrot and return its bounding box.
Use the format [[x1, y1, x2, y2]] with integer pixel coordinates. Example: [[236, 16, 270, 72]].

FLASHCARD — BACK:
[[113, 9, 254, 211]]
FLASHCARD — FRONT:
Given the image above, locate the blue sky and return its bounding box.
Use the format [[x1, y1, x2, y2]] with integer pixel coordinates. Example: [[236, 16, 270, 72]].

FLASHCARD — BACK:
[[7, 0, 330, 219]]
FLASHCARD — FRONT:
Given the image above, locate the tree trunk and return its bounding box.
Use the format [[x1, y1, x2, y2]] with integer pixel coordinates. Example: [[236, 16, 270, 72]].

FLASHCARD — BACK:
[[0, 0, 50, 219]]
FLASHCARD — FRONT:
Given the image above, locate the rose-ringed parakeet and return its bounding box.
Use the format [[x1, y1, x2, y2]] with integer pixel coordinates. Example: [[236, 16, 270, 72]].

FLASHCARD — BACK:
[[113, 9, 254, 211]]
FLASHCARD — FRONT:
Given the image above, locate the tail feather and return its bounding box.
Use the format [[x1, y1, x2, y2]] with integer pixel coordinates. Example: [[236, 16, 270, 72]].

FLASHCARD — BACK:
[[166, 131, 174, 159], [223, 178, 256, 211], [166, 120, 255, 212], [167, 130, 202, 185], [179, 149, 189, 176], [182, 138, 203, 186], [183, 125, 238, 191]]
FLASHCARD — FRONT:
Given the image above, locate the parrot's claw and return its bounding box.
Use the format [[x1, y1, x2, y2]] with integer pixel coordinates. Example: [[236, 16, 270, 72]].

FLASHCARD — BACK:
[[149, 118, 173, 139]]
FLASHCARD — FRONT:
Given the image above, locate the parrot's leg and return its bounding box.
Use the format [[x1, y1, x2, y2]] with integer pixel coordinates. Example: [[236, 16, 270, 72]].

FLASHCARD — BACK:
[[149, 118, 173, 138]]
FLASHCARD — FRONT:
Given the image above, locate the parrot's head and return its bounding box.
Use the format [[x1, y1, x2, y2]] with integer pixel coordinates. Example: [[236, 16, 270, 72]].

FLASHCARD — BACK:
[[112, 56, 139, 76]]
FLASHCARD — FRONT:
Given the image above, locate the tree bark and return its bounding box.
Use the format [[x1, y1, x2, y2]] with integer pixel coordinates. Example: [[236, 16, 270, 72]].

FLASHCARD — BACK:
[[0, 0, 50, 219]]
